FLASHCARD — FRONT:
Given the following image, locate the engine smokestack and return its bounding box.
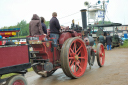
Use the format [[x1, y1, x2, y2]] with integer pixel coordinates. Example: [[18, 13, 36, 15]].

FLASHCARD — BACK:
[[80, 9, 87, 30], [80, 9, 88, 37]]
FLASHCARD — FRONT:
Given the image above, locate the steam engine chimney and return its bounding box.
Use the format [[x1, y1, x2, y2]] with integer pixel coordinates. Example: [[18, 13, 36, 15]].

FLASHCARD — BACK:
[[80, 9, 88, 37]]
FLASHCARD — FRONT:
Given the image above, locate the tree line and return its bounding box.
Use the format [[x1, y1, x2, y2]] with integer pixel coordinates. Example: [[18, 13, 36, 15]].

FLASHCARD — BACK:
[[0, 20, 111, 37]]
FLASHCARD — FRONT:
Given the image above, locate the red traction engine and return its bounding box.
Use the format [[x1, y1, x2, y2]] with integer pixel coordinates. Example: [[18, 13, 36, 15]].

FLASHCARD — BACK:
[[28, 9, 105, 79]]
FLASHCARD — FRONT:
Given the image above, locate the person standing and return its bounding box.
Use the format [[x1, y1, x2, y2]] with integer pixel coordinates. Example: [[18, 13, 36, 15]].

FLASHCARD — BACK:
[[106, 33, 112, 50], [40, 17, 47, 34], [29, 14, 44, 36], [50, 12, 61, 47], [98, 33, 105, 46]]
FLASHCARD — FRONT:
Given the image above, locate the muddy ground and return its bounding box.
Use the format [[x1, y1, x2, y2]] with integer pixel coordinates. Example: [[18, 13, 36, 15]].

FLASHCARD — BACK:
[[26, 48, 128, 85]]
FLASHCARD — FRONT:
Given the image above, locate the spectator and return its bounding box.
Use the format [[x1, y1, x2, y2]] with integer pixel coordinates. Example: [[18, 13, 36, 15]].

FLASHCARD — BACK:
[[98, 33, 105, 46], [106, 33, 112, 50], [40, 17, 47, 34], [29, 14, 44, 36]]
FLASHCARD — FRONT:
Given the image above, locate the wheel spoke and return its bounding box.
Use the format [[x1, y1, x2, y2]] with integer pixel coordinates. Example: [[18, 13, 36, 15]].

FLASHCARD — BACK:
[[78, 60, 81, 65], [79, 56, 86, 60], [77, 50, 81, 56], [73, 42, 76, 53], [76, 62, 82, 71], [69, 52, 72, 56], [76, 45, 82, 54], [70, 48, 74, 54], [70, 61, 75, 67], [69, 60, 72, 65], [69, 57, 74, 59]]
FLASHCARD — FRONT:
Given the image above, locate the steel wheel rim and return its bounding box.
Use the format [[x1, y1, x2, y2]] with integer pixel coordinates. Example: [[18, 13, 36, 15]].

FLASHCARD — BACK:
[[68, 39, 87, 77], [99, 44, 105, 66], [13, 80, 24, 85]]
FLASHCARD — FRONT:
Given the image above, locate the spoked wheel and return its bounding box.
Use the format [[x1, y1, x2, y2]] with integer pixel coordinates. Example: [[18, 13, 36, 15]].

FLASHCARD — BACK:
[[5, 75, 27, 85], [31, 54, 56, 77], [96, 43, 105, 67], [61, 37, 88, 79]]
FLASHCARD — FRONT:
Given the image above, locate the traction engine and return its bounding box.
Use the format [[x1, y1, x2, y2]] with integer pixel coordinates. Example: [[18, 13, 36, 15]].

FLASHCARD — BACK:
[[28, 9, 105, 79]]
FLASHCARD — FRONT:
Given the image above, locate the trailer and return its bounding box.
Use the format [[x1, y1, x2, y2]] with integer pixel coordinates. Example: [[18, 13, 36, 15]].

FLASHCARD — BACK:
[[0, 28, 31, 85]]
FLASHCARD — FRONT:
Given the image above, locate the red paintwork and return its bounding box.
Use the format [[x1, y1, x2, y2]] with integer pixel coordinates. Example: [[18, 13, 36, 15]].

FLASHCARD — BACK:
[[20, 42, 26, 44], [59, 32, 72, 47], [94, 50, 96, 53], [0, 45, 29, 68], [99, 44, 105, 66], [59, 31, 82, 47], [30, 41, 60, 63], [29, 31, 83, 66], [0, 41, 2, 45], [29, 31, 86, 72]]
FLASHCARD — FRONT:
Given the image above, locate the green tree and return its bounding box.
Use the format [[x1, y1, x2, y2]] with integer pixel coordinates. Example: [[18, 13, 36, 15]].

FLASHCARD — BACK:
[[98, 21, 112, 24], [0, 26, 8, 29], [45, 21, 49, 29], [17, 20, 29, 36]]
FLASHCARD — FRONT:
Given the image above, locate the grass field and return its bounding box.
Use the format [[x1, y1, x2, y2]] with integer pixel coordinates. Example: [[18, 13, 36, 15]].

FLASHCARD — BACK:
[[120, 40, 128, 48], [10, 36, 27, 39]]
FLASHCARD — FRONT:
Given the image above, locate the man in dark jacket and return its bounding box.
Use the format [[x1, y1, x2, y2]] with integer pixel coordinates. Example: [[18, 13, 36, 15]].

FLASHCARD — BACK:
[[50, 12, 61, 47], [29, 14, 44, 36], [106, 33, 112, 50]]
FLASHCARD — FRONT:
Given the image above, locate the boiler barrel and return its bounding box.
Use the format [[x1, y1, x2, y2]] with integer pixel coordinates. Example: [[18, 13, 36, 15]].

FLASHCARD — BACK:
[[84, 36, 94, 46]]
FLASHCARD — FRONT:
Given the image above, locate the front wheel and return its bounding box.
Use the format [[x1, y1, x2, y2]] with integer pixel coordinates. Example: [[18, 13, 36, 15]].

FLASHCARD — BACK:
[[96, 43, 105, 67]]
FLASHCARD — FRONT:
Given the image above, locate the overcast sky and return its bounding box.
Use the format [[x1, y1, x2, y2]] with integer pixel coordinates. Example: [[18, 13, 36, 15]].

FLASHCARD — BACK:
[[0, 0, 128, 28]]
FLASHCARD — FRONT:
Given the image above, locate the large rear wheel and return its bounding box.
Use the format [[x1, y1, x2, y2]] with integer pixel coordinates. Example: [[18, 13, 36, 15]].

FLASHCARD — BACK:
[[61, 37, 88, 78]]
